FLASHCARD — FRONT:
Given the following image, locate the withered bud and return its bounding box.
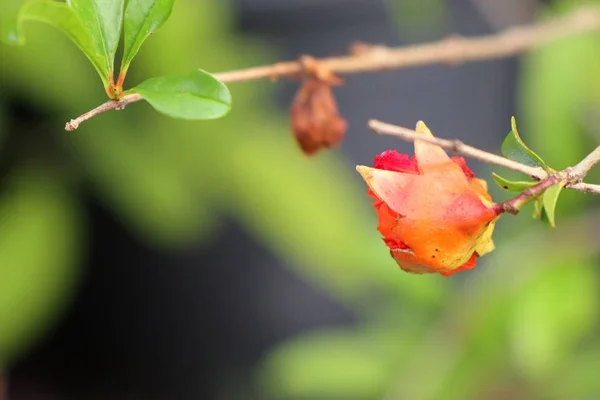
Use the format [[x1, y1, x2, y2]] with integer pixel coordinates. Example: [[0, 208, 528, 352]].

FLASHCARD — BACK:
[[290, 56, 347, 156], [290, 78, 347, 155]]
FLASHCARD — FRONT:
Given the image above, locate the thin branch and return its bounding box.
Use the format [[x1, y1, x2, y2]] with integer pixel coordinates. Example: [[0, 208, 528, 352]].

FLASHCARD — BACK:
[[493, 175, 563, 214], [368, 119, 600, 195], [369, 120, 545, 179], [64, 94, 142, 131], [498, 146, 600, 212], [65, 5, 600, 131], [571, 146, 600, 178]]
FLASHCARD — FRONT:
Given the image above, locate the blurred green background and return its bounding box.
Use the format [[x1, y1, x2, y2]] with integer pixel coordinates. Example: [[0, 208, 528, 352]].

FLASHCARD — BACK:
[[1, 0, 600, 399]]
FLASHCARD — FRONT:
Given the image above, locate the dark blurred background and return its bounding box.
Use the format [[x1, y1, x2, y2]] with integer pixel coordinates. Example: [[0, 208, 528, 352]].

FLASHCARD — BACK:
[[1, 0, 600, 399]]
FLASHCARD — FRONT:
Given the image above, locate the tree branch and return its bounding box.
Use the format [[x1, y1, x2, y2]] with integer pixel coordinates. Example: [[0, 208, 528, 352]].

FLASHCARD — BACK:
[[571, 146, 600, 178], [368, 119, 600, 195], [369, 120, 546, 179], [65, 5, 600, 131], [65, 94, 142, 131], [494, 175, 564, 214]]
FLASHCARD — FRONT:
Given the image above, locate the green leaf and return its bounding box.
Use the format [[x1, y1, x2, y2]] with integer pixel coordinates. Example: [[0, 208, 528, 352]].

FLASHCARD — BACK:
[[2, 0, 111, 88], [541, 181, 566, 228], [501, 116, 550, 170], [121, 0, 176, 77], [532, 196, 544, 220], [132, 69, 231, 120], [491, 172, 538, 192], [66, 0, 124, 81]]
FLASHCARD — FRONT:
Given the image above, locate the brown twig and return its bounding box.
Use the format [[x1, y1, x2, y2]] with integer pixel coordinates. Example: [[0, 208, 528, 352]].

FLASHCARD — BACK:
[[493, 175, 564, 214], [571, 146, 600, 178], [64, 93, 142, 131], [369, 120, 545, 179], [64, 5, 600, 131], [368, 119, 600, 196]]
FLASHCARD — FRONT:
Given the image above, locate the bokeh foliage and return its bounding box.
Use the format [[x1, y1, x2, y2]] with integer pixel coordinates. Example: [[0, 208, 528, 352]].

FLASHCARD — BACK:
[[0, 1, 599, 399], [0, 0, 432, 368], [259, 1, 600, 400]]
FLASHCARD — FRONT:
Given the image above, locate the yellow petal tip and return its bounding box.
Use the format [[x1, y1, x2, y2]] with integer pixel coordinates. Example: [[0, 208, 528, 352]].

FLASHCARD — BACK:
[[356, 165, 373, 179], [415, 121, 433, 136]]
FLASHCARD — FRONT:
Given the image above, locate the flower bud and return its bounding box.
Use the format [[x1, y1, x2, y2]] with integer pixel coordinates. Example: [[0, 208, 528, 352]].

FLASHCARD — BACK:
[[356, 121, 500, 276]]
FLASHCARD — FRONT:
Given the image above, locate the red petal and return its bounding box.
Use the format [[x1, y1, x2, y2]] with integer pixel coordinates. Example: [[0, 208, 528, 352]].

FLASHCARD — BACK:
[[374, 150, 419, 174], [451, 156, 476, 179], [367, 188, 411, 250], [441, 253, 478, 277]]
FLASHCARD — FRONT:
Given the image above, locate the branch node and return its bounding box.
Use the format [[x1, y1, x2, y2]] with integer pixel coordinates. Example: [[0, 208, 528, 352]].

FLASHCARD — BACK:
[[449, 139, 465, 152], [299, 55, 343, 85], [65, 120, 78, 131]]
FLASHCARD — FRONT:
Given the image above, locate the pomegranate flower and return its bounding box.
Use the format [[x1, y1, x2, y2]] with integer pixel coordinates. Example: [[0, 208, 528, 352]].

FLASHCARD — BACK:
[[356, 121, 500, 276]]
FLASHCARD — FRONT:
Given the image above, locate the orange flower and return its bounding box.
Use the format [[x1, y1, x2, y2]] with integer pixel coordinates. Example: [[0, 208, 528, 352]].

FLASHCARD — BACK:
[[356, 121, 500, 276]]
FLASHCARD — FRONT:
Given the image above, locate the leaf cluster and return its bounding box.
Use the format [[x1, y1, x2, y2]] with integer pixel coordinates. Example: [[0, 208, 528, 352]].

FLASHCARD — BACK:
[[2, 0, 231, 120]]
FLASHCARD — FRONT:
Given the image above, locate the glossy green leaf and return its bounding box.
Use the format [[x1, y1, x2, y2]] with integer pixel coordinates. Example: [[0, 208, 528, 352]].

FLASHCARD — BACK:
[[121, 0, 176, 77], [541, 181, 566, 228], [2, 0, 110, 87], [66, 0, 124, 80], [132, 69, 231, 120], [501, 116, 550, 170], [491, 172, 538, 192]]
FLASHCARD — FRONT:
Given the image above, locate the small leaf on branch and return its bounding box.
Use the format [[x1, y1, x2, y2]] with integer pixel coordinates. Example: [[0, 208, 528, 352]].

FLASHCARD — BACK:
[[501, 116, 550, 170], [532, 197, 544, 220], [120, 0, 176, 79], [492, 172, 538, 192], [541, 181, 566, 228], [131, 69, 232, 120], [2, 0, 111, 88], [66, 0, 124, 96]]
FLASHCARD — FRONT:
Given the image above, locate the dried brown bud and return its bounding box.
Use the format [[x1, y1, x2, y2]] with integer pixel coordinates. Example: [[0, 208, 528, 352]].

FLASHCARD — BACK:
[[290, 78, 347, 155]]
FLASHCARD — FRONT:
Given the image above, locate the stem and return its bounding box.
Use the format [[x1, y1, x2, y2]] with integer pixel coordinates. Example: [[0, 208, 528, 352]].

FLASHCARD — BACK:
[[368, 120, 600, 195], [65, 5, 600, 130], [64, 94, 142, 131], [571, 146, 600, 178], [116, 68, 128, 96], [493, 175, 562, 215], [369, 120, 545, 179]]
